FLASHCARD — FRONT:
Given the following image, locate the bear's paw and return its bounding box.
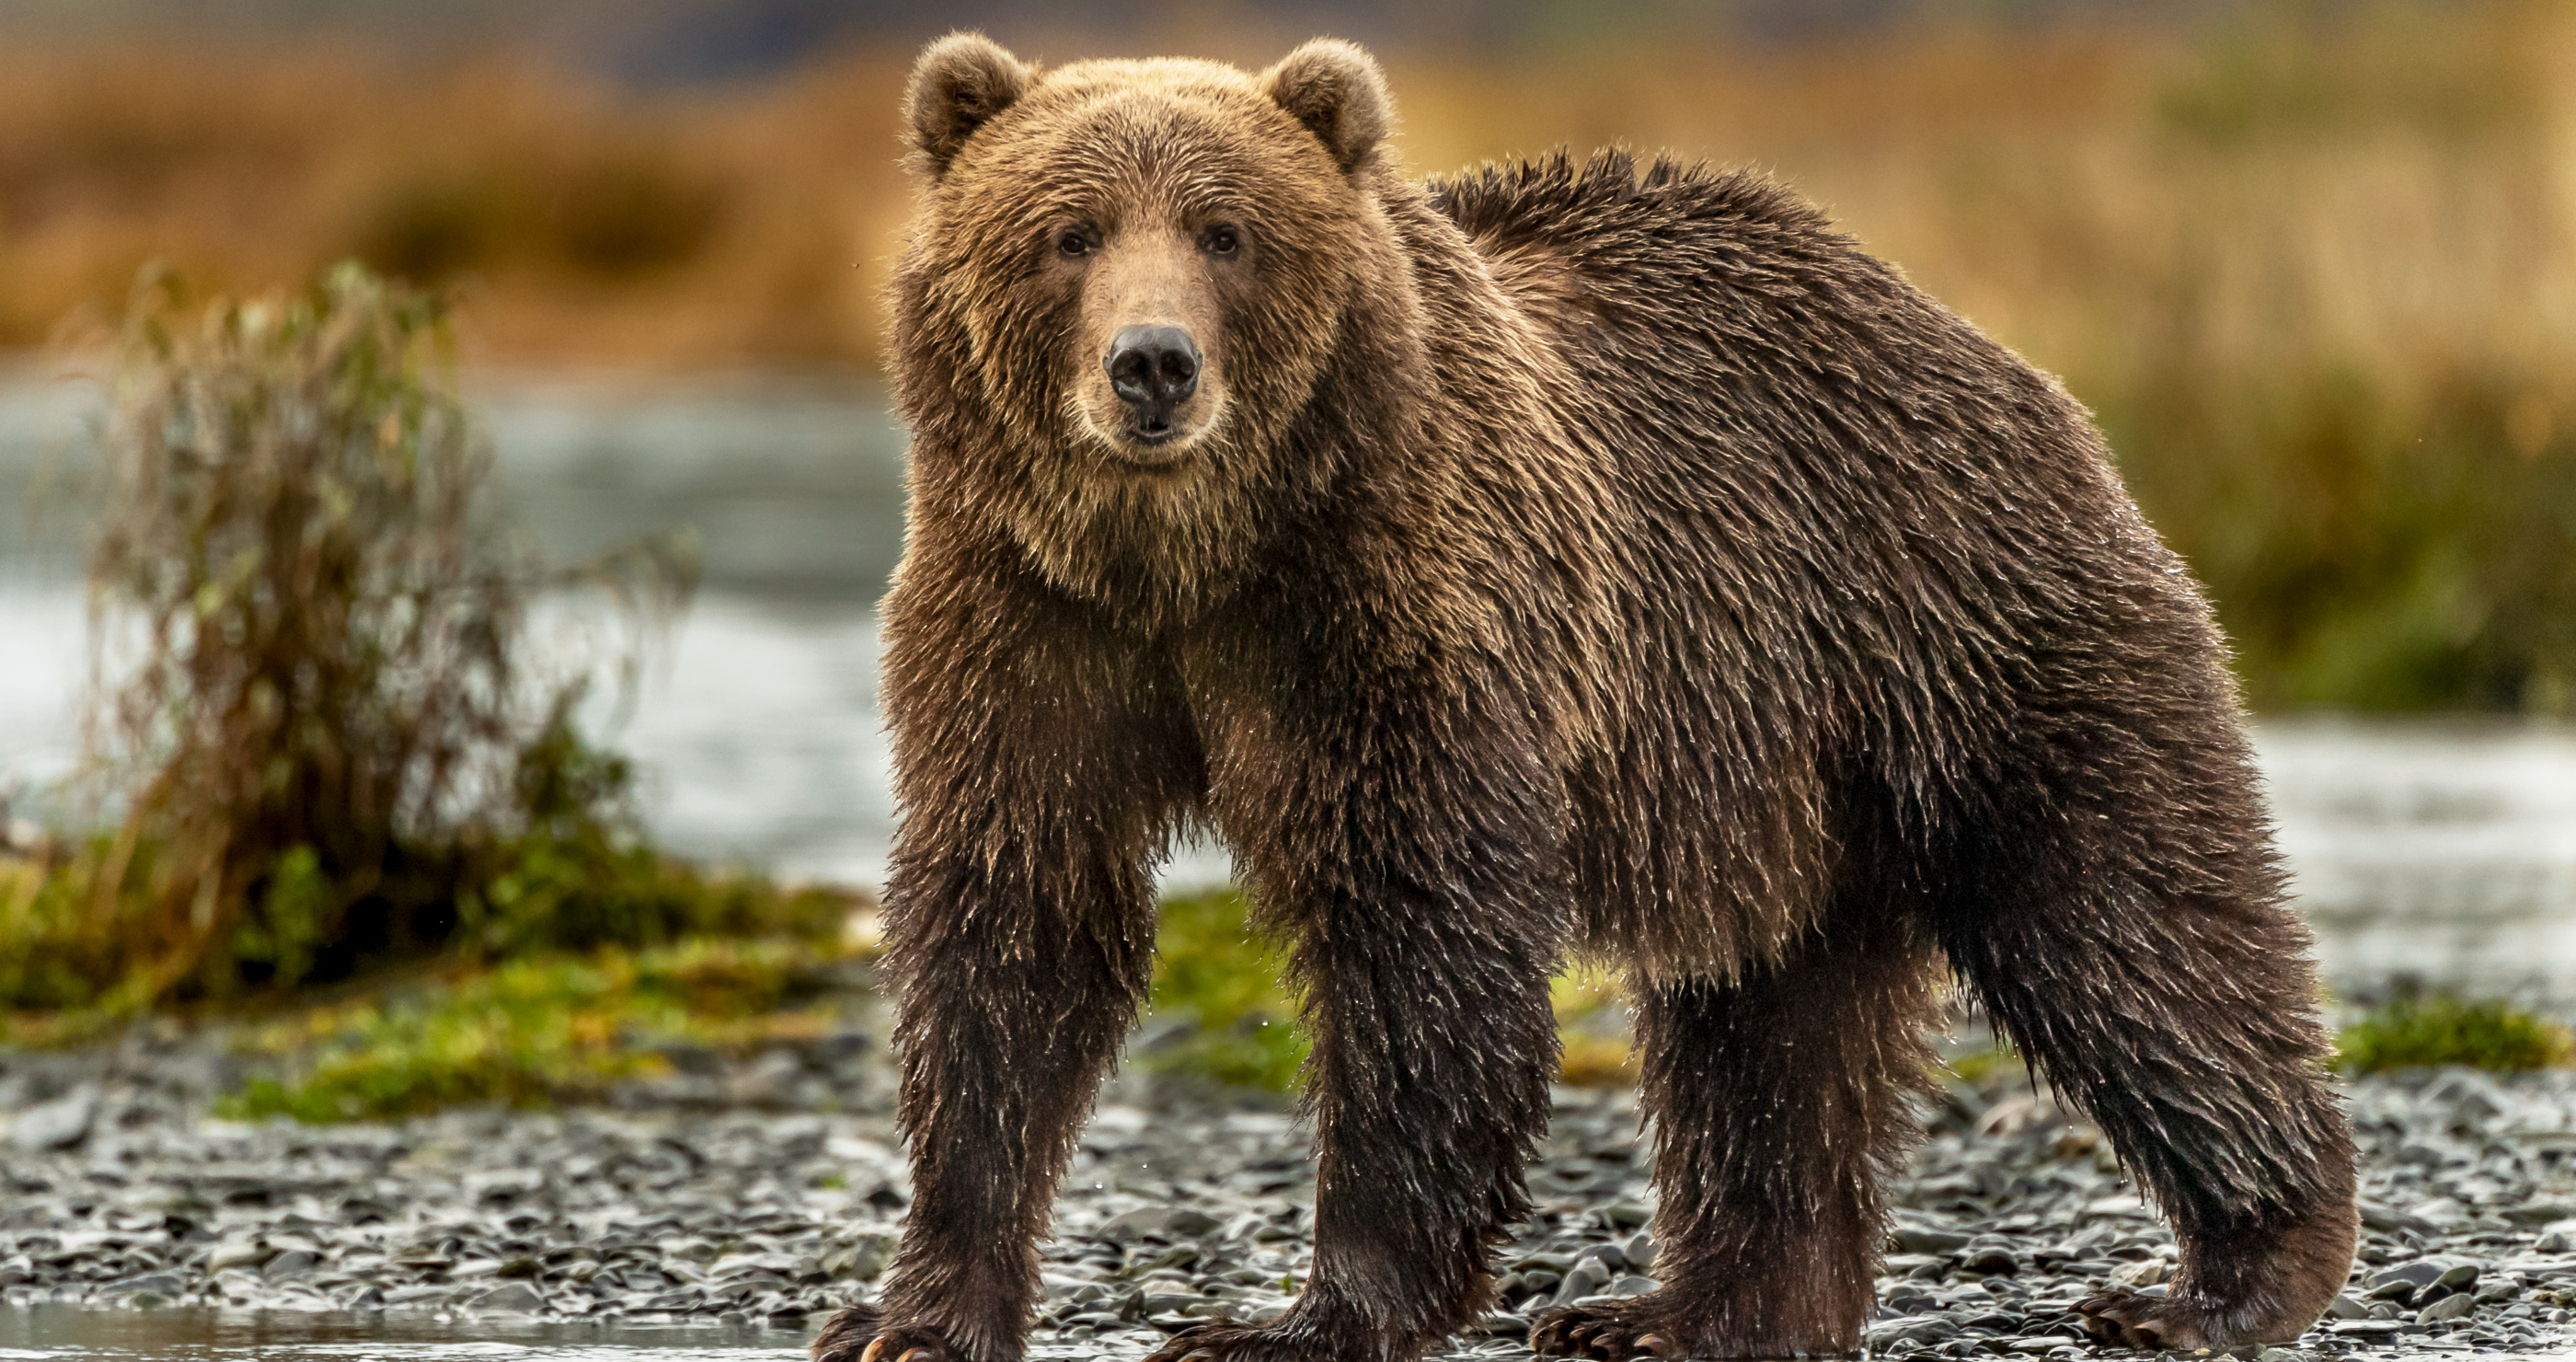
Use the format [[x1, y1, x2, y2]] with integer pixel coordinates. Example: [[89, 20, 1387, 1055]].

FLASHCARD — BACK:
[[2075, 1287, 2226, 1352], [809, 1305, 963, 1362], [1140, 1314, 1404, 1362], [1528, 1299, 1685, 1361]]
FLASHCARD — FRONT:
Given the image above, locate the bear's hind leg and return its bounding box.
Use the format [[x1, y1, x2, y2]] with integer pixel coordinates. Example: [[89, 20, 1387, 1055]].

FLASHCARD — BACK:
[[1532, 908, 1939, 1360], [1936, 774, 2358, 1350]]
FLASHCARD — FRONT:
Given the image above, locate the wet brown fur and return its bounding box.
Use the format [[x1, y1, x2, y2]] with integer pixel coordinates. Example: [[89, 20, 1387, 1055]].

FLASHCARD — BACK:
[[815, 32, 2358, 1362]]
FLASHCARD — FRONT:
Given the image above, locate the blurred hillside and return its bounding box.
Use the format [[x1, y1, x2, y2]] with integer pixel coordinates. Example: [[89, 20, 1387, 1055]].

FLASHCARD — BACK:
[[0, 1, 2218, 81], [3, 1, 2573, 711]]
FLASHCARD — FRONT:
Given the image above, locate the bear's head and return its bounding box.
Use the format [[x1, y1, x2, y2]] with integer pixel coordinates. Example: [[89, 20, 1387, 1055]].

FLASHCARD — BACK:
[[891, 34, 1429, 624]]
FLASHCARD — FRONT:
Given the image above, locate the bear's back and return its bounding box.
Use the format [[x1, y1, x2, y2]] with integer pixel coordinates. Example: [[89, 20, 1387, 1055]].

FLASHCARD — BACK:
[[1425, 152, 2212, 794], [1428, 150, 2160, 615]]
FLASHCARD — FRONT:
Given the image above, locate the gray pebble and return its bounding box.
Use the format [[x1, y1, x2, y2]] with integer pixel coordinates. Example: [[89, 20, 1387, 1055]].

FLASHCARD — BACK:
[[1961, 1244, 2020, 1275], [1553, 1259, 1612, 1305], [2375, 1261, 2446, 1291], [260, 1250, 316, 1280], [96, 1272, 184, 1298], [0, 1028, 2566, 1362], [9, 1085, 98, 1151]]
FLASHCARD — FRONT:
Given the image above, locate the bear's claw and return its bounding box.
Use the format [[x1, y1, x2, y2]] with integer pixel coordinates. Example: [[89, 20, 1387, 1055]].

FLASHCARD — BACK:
[[2075, 1287, 2216, 1352], [808, 1305, 958, 1362], [1528, 1301, 1682, 1360], [1137, 1316, 1344, 1362]]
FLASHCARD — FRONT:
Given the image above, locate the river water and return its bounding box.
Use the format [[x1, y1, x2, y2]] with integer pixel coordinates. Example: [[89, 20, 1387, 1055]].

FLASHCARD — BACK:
[[0, 1306, 811, 1361], [6, 368, 2576, 998]]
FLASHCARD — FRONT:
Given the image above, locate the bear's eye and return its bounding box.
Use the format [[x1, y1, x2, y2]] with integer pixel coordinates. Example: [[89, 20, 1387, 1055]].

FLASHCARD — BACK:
[[1055, 227, 1096, 259], [1200, 225, 1242, 258]]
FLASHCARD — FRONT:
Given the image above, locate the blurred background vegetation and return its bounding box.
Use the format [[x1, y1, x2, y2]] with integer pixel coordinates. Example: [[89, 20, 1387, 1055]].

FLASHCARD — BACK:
[[3, 0, 2570, 710], [0, 264, 865, 1115], [5, 0, 2574, 1107]]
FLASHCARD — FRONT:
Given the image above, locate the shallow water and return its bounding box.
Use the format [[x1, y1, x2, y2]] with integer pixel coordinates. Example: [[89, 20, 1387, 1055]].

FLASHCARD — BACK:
[[7, 369, 2576, 995], [0, 1305, 1168, 1360], [0, 1305, 811, 1360]]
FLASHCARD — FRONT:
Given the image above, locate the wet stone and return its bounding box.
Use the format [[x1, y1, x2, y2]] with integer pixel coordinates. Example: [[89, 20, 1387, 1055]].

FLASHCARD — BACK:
[[1961, 1244, 2022, 1275], [8, 1087, 98, 1153], [259, 1250, 316, 1280], [1895, 1226, 1975, 1254], [0, 1037, 2570, 1362], [469, 1281, 546, 1314], [2377, 1262, 2449, 1291], [95, 1272, 182, 1299]]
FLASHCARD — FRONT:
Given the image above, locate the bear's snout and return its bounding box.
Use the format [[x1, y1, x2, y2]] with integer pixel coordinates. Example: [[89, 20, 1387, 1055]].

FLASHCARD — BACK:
[[1104, 325, 1202, 440]]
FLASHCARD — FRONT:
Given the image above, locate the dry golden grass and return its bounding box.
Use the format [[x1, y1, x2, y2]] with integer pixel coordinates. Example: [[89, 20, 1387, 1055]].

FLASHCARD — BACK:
[[0, 41, 914, 366], [6, 6, 2574, 709], [5, 7, 2565, 383]]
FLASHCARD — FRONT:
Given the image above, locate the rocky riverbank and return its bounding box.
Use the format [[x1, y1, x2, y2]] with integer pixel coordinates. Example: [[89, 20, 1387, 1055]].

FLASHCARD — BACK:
[[4, 1033, 2576, 1359]]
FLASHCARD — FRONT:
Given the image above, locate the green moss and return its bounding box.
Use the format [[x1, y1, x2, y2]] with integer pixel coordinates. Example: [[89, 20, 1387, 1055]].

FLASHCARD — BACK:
[[2337, 993, 2575, 1073], [1552, 964, 1635, 1087], [212, 937, 854, 1123], [1142, 887, 1308, 1093], [1945, 1042, 2024, 1087], [450, 701, 857, 960], [1138, 889, 1648, 1093]]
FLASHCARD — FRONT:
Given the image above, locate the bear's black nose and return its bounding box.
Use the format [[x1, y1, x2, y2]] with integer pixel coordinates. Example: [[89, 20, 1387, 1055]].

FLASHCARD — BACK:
[[1105, 326, 1201, 414]]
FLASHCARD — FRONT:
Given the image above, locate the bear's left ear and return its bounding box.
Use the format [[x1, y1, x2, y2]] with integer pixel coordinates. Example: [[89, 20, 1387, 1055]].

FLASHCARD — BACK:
[[1262, 39, 1392, 174], [904, 32, 1032, 179]]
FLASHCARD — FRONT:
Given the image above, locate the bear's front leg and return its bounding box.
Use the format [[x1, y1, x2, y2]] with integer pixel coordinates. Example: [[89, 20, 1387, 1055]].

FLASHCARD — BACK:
[[1147, 676, 1567, 1362], [812, 557, 1202, 1362], [1144, 896, 1561, 1362], [819, 846, 1157, 1362]]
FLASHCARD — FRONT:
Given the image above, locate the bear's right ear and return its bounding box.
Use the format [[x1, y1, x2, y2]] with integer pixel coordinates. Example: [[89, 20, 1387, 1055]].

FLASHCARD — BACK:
[[1262, 39, 1392, 174], [903, 32, 1032, 179]]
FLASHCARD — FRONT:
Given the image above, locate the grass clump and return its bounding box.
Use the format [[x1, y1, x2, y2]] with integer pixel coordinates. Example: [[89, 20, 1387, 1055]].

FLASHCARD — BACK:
[[2337, 993, 2576, 1073], [214, 936, 855, 1123], [1, 261, 846, 1020], [35, 260, 529, 1008]]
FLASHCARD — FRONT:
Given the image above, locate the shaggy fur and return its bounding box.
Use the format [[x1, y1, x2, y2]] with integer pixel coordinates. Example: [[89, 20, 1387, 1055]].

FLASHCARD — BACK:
[[811, 32, 2359, 1362]]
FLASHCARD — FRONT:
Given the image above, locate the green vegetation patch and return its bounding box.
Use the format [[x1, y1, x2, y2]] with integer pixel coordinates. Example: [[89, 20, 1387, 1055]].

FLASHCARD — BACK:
[[1553, 965, 1635, 1087], [1141, 887, 1308, 1093], [1945, 1041, 2025, 1088], [215, 937, 857, 1123], [0, 261, 870, 1022], [1138, 888, 1641, 1093], [2337, 993, 2576, 1073]]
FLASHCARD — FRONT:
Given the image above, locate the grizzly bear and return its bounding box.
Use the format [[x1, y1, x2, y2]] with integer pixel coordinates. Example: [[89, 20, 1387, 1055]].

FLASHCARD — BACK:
[[808, 31, 2358, 1362]]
